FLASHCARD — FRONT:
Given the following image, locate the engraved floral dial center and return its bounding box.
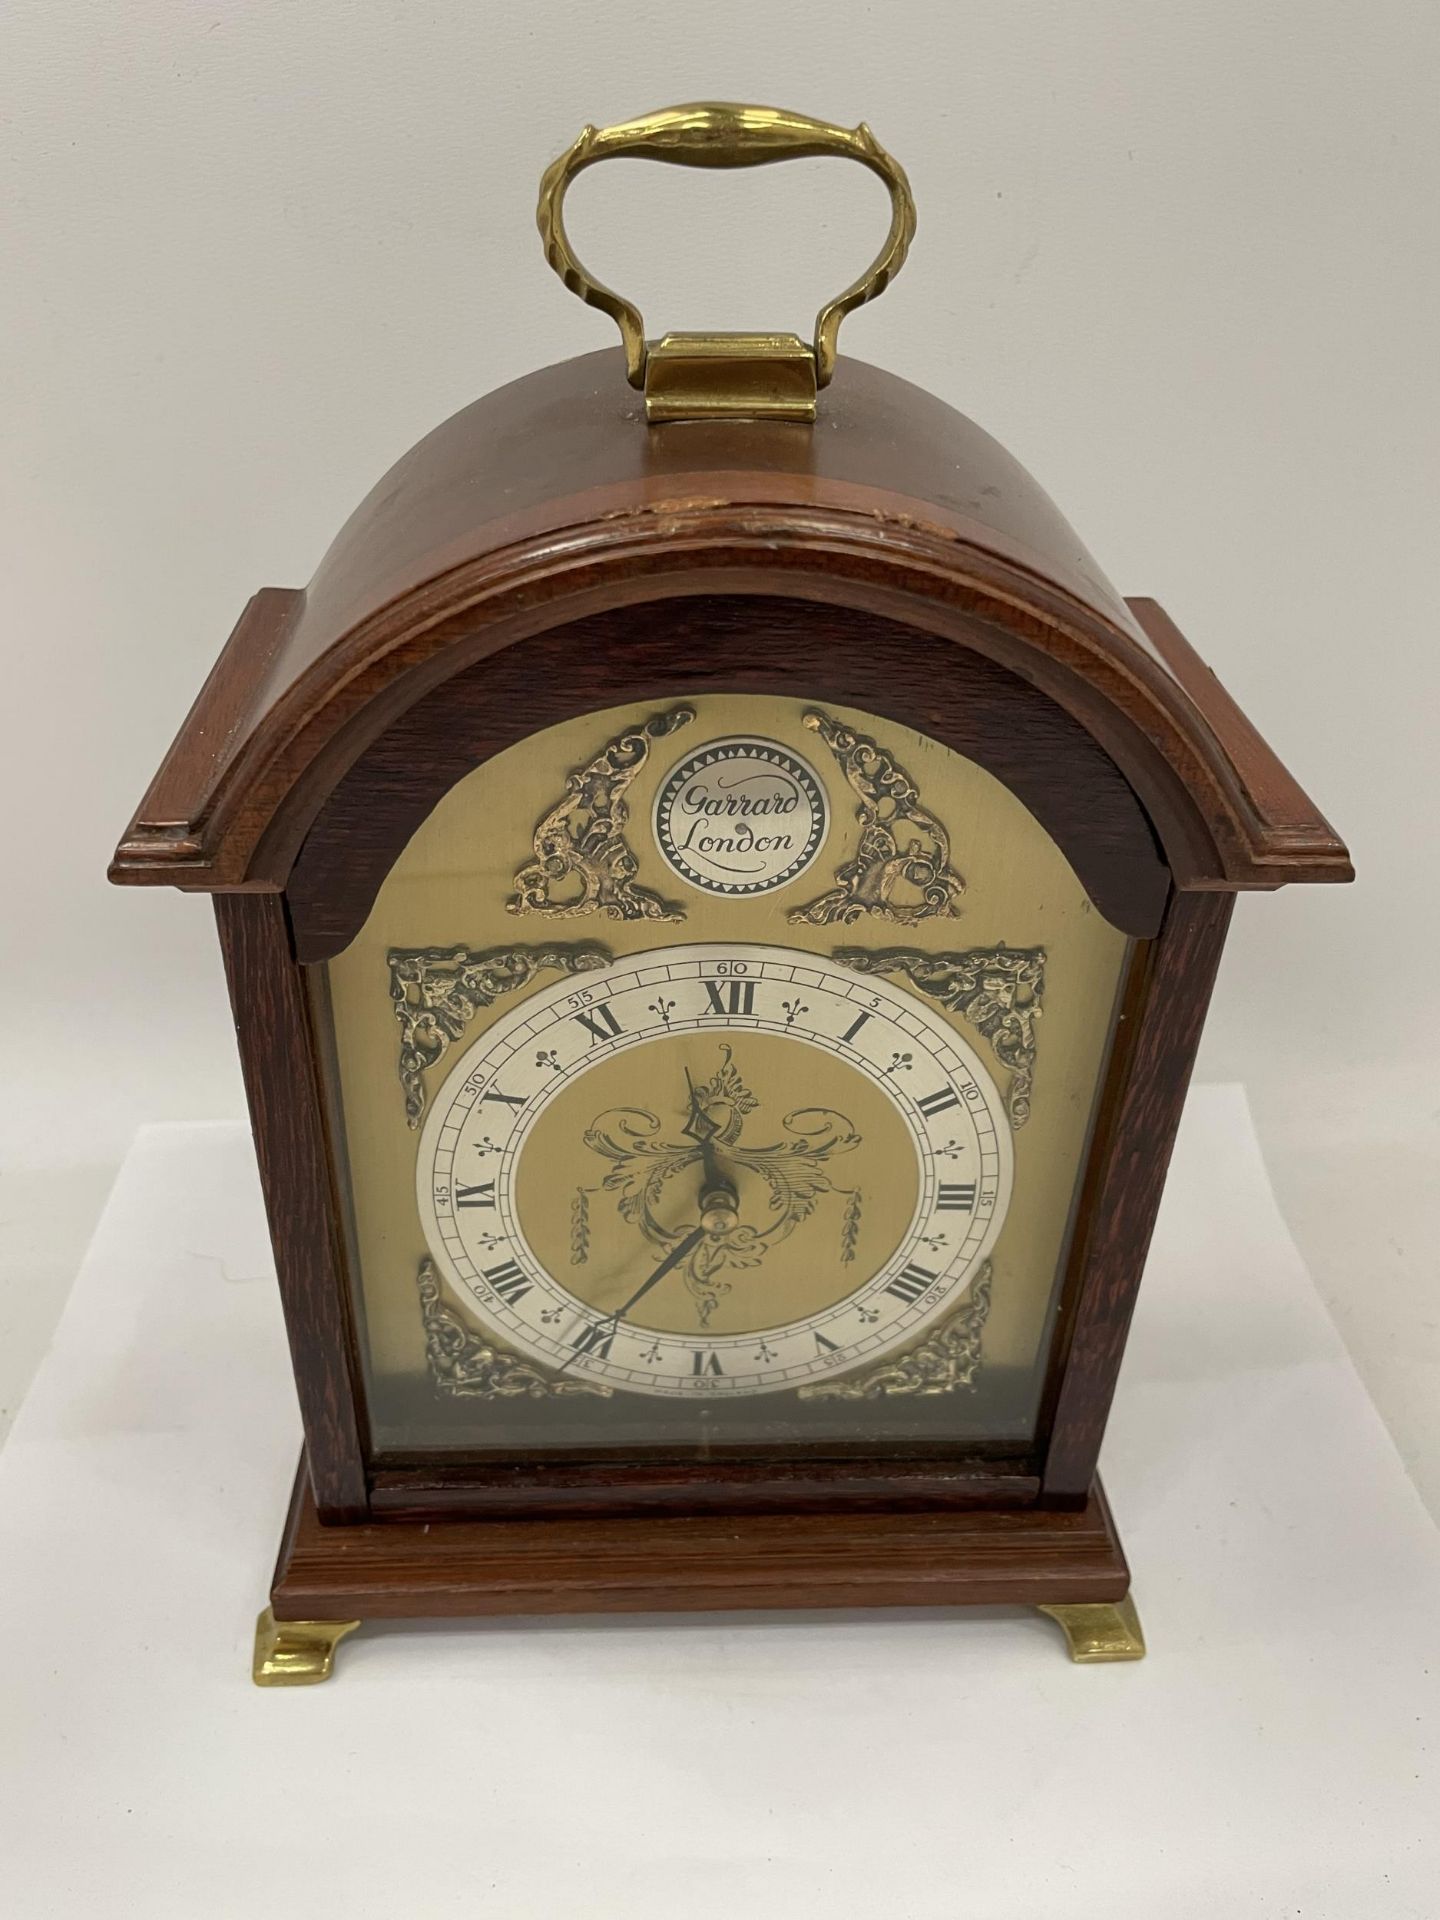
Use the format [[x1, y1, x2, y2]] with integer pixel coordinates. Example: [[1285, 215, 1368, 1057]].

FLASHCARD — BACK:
[[523, 1032, 912, 1337]]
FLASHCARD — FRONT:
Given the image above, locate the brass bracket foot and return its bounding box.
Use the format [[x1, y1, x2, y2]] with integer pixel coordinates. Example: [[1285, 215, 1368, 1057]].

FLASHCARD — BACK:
[[1037, 1594, 1146, 1663], [252, 1608, 361, 1686]]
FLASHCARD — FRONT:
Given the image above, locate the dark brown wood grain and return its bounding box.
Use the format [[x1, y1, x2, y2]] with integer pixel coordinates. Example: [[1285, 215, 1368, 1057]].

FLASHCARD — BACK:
[[1038, 889, 1235, 1499], [110, 351, 1351, 899], [367, 1457, 1040, 1522], [287, 595, 1170, 958], [214, 894, 370, 1520], [1128, 597, 1350, 868], [126, 588, 301, 867], [272, 1458, 1129, 1620]]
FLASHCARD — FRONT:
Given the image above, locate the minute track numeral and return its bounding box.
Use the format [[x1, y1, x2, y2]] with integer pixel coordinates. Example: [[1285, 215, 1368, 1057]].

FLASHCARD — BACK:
[[703, 978, 755, 1017], [572, 1002, 623, 1044], [483, 1260, 531, 1304], [885, 1263, 938, 1305], [936, 1182, 977, 1211]]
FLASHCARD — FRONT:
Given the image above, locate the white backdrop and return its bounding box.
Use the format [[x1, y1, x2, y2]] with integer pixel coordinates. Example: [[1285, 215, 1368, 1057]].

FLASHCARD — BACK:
[[2, 3, 1437, 1492]]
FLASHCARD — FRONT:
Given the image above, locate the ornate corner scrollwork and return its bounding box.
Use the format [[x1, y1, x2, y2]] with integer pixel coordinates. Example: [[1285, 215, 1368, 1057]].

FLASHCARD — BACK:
[[417, 1259, 612, 1399], [788, 708, 966, 926], [833, 944, 1044, 1127], [389, 941, 611, 1127], [508, 705, 695, 921], [797, 1263, 992, 1399]]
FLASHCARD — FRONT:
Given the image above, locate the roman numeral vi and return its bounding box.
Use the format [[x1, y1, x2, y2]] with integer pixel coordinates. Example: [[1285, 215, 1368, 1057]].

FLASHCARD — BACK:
[[571, 1321, 616, 1360]]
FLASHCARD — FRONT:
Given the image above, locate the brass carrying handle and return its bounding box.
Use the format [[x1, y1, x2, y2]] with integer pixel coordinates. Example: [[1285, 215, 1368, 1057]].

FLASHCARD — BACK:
[[537, 102, 916, 394]]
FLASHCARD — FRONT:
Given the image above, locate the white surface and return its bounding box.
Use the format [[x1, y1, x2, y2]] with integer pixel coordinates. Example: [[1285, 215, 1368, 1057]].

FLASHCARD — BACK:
[[0, 1165, 115, 1446], [0, 1086, 1435, 1918], [2, 4, 1437, 1509]]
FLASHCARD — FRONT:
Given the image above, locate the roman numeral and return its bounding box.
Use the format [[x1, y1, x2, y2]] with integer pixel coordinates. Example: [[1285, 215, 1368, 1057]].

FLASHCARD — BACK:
[[483, 1260, 531, 1304], [839, 1010, 872, 1045], [570, 1321, 616, 1359], [917, 1086, 960, 1118], [937, 1183, 977, 1211], [703, 978, 755, 1016], [692, 1349, 724, 1376], [456, 1182, 495, 1209], [572, 1003, 622, 1044], [885, 1263, 938, 1305], [813, 1330, 839, 1353], [482, 1086, 526, 1109]]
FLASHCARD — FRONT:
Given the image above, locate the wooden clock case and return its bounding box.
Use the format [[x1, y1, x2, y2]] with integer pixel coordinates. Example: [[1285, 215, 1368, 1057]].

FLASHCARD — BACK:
[[111, 347, 1350, 1666]]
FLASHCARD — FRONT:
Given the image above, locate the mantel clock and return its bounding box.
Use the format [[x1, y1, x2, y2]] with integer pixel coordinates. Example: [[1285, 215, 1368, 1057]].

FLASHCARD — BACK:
[[111, 105, 1351, 1682]]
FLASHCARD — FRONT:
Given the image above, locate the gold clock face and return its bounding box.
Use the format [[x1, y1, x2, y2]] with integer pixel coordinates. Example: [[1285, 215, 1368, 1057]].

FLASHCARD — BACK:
[[319, 691, 1132, 1453], [416, 944, 1012, 1397]]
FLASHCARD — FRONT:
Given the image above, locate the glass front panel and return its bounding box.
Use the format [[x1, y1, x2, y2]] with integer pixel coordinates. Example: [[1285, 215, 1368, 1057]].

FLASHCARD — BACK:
[[316, 693, 1131, 1460]]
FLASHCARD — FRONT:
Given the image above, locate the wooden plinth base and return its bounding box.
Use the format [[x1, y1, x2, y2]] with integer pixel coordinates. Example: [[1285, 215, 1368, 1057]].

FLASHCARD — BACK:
[[263, 1463, 1137, 1677]]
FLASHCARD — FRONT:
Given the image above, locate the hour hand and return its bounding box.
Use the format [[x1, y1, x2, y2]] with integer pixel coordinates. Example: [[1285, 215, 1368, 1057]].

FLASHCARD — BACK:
[[680, 1073, 738, 1230], [680, 1067, 718, 1144]]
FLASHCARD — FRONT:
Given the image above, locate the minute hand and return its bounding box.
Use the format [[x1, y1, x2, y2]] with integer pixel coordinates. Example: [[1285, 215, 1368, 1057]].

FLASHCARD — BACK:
[[559, 1223, 707, 1373], [611, 1224, 707, 1322]]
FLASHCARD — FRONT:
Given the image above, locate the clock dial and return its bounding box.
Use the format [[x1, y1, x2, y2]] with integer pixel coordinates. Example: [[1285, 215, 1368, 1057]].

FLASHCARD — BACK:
[[417, 945, 1011, 1397], [318, 691, 1131, 1454]]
